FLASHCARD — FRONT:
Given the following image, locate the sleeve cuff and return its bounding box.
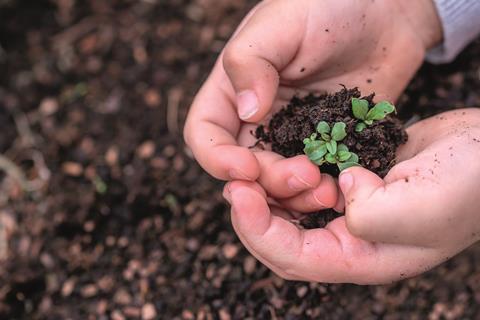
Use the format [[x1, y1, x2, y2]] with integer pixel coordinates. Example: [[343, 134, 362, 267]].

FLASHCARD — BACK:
[[426, 0, 480, 64]]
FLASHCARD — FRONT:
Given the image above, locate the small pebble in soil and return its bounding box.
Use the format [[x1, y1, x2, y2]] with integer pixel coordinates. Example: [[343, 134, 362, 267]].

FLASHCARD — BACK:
[[141, 303, 157, 320]]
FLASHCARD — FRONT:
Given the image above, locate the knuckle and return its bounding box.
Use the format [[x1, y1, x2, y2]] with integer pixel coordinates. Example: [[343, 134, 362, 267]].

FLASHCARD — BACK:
[[222, 41, 247, 71]]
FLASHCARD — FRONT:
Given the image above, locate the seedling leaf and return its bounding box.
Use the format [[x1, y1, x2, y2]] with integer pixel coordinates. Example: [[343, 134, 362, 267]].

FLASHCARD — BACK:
[[325, 153, 336, 164], [337, 144, 349, 152], [337, 150, 351, 161], [304, 140, 322, 155], [355, 123, 367, 132], [351, 98, 369, 120], [366, 101, 395, 121], [308, 143, 328, 161], [338, 161, 360, 171], [331, 122, 347, 141], [349, 152, 359, 163], [316, 121, 330, 134], [337, 152, 360, 171], [304, 119, 364, 170], [326, 140, 337, 155]]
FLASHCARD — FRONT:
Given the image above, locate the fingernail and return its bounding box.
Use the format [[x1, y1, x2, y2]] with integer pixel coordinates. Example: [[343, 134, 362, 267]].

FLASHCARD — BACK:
[[229, 169, 251, 180], [287, 175, 313, 191], [339, 171, 354, 194], [236, 90, 259, 120]]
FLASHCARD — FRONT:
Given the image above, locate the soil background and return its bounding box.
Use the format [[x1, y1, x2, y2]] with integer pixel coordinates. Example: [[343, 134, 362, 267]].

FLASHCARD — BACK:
[[1, 1, 480, 319]]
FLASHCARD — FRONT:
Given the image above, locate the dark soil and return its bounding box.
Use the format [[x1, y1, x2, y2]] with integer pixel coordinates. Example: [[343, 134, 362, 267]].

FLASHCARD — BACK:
[[1, 1, 480, 319], [299, 209, 343, 229], [255, 87, 408, 178]]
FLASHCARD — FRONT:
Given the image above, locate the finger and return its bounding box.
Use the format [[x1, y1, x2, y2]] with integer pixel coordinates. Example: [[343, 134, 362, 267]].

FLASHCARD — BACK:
[[279, 174, 338, 213], [184, 68, 260, 181], [338, 164, 445, 246], [338, 110, 480, 246], [223, 180, 267, 204], [223, 181, 310, 280], [182, 2, 270, 181], [228, 181, 446, 284], [222, 1, 306, 122], [224, 181, 300, 220], [254, 152, 321, 198]]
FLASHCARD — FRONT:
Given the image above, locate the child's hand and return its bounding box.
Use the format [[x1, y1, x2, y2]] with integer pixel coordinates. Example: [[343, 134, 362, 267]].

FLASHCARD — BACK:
[[184, 0, 441, 210], [339, 108, 480, 257], [224, 109, 480, 284]]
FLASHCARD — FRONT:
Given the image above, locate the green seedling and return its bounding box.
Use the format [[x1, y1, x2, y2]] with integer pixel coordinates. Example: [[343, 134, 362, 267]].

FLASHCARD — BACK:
[[351, 98, 396, 132], [303, 121, 359, 171], [93, 175, 107, 194]]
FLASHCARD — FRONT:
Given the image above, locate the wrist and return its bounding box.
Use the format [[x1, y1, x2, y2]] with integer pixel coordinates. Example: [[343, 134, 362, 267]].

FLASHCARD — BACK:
[[394, 0, 443, 50]]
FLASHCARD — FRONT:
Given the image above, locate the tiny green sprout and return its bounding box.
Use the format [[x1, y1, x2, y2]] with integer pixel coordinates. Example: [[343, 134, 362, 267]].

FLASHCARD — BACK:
[[351, 98, 396, 132], [93, 176, 107, 194], [303, 121, 359, 171]]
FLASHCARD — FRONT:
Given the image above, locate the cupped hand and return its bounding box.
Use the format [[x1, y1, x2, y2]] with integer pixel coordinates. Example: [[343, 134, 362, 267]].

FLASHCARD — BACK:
[[184, 0, 441, 210], [224, 109, 480, 284], [340, 109, 480, 259]]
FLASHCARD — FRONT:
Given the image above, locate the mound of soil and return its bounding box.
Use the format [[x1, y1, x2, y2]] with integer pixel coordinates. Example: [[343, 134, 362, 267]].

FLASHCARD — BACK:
[[255, 87, 408, 178]]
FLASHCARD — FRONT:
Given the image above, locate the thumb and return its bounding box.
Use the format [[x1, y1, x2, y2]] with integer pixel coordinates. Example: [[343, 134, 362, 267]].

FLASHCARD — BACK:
[[339, 166, 434, 245], [222, 2, 306, 122], [338, 167, 386, 238]]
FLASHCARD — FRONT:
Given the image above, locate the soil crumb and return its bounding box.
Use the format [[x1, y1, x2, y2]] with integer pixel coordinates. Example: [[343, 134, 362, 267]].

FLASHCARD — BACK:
[[299, 209, 343, 229]]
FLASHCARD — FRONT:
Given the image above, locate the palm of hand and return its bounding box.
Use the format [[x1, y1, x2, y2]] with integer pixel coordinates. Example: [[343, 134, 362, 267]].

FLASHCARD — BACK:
[[226, 109, 480, 283]]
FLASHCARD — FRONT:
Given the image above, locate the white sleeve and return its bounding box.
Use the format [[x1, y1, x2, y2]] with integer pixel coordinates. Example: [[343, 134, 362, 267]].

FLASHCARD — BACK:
[[426, 0, 480, 64]]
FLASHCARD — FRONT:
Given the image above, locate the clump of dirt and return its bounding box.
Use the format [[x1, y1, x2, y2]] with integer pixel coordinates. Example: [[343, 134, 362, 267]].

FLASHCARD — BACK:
[[298, 209, 343, 229], [255, 87, 408, 178]]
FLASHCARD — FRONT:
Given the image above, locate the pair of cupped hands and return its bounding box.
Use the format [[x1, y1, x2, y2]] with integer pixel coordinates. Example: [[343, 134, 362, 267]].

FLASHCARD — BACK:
[[184, 0, 480, 284]]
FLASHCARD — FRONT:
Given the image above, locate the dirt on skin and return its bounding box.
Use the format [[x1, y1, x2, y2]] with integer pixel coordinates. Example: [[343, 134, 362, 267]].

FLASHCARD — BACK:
[[255, 87, 408, 178]]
